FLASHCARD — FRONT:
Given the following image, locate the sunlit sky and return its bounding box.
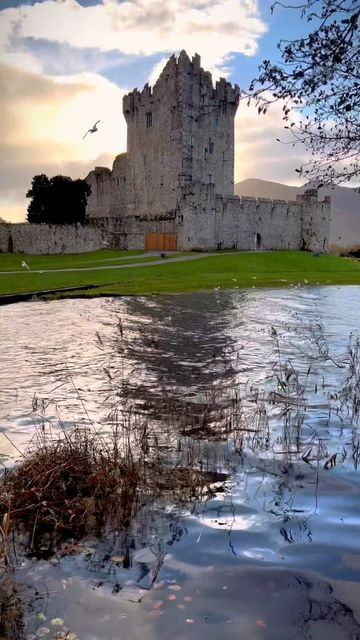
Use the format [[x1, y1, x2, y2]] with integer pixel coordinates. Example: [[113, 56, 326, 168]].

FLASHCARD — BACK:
[[0, 0, 312, 222]]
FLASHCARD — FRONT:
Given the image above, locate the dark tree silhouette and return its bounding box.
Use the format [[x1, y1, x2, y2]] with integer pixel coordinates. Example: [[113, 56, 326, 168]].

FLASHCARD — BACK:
[[247, 0, 360, 186], [26, 174, 91, 225]]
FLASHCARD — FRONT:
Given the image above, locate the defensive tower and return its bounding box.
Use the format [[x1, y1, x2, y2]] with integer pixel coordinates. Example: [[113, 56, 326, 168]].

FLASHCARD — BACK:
[[85, 51, 330, 253], [122, 50, 239, 218]]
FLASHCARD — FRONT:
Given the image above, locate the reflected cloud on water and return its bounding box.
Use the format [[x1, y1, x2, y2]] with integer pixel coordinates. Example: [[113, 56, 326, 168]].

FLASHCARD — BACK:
[[1, 286, 360, 639]]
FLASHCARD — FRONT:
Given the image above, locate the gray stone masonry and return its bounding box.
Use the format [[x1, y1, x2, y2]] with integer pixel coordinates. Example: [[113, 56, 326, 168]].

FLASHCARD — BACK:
[[0, 222, 108, 254], [2, 52, 328, 255], [85, 51, 330, 252]]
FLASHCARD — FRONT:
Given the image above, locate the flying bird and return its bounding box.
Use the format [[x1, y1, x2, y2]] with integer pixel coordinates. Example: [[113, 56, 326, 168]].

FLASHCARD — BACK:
[[83, 120, 100, 140], [21, 260, 30, 271]]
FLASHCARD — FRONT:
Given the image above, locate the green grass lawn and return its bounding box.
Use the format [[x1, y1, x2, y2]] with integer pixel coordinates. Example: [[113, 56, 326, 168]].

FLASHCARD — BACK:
[[0, 251, 359, 300], [0, 249, 146, 271]]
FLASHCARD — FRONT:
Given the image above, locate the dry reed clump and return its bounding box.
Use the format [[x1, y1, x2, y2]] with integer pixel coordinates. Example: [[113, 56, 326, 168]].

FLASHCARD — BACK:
[[0, 518, 23, 640], [0, 419, 228, 551], [0, 580, 23, 640], [0, 425, 143, 542]]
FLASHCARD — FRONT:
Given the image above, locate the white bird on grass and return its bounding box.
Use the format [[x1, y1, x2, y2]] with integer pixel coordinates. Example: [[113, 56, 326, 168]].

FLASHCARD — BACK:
[[83, 120, 100, 140], [21, 260, 30, 271]]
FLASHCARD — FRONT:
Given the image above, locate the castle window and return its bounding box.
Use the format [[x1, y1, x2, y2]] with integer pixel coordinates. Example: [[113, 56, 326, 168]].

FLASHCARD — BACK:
[[146, 112, 152, 128], [208, 174, 214, 184], [204, 147, 208, 159], [223, 151, 225, 162], [209, 139, 214, 154]]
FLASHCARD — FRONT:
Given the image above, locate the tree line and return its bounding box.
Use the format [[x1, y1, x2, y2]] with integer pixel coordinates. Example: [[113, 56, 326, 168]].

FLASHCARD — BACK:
[[26, 174, 91, 225]]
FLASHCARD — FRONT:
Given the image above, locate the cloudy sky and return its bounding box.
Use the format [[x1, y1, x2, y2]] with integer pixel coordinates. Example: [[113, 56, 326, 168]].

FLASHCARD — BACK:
[[0, 0, 311, 222]]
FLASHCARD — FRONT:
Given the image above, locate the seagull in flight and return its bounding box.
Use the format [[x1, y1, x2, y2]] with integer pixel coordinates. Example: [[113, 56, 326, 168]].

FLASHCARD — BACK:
[[83, 120, 100, 140]]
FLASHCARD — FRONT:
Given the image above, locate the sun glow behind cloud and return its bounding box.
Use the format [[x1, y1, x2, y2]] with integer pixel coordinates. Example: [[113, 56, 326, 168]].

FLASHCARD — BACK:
[[0, 0, 308, 222]]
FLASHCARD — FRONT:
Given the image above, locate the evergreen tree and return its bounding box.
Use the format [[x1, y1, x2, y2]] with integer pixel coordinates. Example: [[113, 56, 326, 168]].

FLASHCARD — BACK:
[[26, 174, 91, 225]]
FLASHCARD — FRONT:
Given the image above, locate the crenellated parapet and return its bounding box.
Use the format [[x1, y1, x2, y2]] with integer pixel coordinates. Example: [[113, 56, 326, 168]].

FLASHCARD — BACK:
[[123, 50, 240, 119], [86, 51, 330, 254]]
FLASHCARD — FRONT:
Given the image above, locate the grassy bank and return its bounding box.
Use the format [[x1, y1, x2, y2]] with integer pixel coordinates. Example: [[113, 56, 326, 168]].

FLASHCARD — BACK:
[[0, 251, 359, 300], [0, 249, 149, 272]]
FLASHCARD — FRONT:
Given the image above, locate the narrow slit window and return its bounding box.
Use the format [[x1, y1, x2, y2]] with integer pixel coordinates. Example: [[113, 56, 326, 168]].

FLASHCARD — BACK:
[[146, 112, 153, 128]]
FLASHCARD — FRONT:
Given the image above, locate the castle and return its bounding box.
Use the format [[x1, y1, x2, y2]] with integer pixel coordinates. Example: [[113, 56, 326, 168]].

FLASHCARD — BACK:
[[85, 51, 330, 253]]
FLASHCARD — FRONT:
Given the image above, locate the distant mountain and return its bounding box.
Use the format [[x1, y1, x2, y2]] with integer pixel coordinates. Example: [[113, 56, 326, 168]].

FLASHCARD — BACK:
[[235, 178, 360, 251]]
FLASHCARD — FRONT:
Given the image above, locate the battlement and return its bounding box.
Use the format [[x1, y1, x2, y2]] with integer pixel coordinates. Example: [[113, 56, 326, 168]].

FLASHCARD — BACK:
[[86, 51, 330, 254], [123, 50, 240, 117], [296, 189, 331, 206]]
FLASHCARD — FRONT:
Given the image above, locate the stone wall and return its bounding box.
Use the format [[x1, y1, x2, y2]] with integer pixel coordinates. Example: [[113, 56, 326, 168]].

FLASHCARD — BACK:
[[89, 215, 176, 251], [86, 51, 240, 224], [175, 185, 329, 252], [297, 190, 331, 252], [213, 196, 303, 251], [177, 51, 239, 198], [177, 182, 216, 250], [83, 51, 329, 254], [123, 54, 182, 219], [0, 223, 107, 255], [0, 186, 330, 255]]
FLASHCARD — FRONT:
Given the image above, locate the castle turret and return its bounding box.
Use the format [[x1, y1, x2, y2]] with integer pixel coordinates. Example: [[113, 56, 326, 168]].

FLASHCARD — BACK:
[[85, 52, 329, 255], [122, 51, 240, 218], [298, 189, 331, 252]]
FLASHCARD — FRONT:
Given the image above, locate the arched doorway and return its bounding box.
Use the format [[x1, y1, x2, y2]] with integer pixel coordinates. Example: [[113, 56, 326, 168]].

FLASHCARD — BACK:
[[255, 232, 262, 250]]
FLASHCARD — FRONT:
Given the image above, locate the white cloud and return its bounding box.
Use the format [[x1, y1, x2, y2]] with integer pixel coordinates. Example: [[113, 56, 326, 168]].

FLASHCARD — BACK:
[[235, 97, 308, 185], [0, 62, 127, 221], [1, 1, 310, 221], [0, 0, 267, 77]]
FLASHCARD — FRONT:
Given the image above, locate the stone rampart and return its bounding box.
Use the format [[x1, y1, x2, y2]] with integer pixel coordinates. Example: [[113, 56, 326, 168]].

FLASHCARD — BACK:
[[0, 223, 107, 255], [176, 184, 329, 251], [0, 188, 330, 255]]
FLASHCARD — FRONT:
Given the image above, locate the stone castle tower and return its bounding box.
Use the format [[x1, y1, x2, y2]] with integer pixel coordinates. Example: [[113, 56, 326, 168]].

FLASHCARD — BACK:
[[86, 52, 330, 253]]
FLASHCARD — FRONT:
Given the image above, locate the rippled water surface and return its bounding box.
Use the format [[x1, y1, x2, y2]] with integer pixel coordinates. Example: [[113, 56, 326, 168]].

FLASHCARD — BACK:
[[1, 286, 360, 640]]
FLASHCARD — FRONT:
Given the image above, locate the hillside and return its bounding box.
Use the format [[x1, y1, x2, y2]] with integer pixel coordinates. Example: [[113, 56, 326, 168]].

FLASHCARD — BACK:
[[235, 179, 360, 251]]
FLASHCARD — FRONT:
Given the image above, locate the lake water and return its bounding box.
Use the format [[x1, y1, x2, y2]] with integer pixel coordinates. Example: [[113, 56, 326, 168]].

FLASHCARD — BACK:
[[1, 286, 360, 640]]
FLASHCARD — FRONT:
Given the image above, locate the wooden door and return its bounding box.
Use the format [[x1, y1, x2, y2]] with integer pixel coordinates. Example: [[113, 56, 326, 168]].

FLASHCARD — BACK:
[[145, 233, 177, 251]]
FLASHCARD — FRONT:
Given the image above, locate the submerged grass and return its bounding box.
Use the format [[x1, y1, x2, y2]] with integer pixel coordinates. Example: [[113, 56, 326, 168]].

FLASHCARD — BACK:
[[0, 323, 359, 636], [1, 325, 359, 549], [0, 413, 227, 557], [0, 512, 23, 640], [0, 251, 359, 299]]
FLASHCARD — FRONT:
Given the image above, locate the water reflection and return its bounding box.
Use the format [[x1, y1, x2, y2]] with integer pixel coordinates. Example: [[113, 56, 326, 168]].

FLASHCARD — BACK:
[[1, 286, 360, 639]]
